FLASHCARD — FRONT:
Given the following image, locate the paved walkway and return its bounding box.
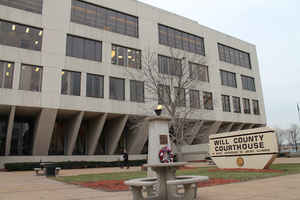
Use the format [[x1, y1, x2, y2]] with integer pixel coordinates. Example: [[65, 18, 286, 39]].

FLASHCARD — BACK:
[[0, 158, 300, 200]]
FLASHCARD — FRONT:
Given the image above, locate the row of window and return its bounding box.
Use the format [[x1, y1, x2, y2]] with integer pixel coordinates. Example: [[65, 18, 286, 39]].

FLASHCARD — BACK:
[[71, 0, 138, 38], [158, 24, 205, 55], [0, 0, 43, 14], [220, 70, 256, 91], [218, 43, 251, 69], [0, 19, 42, 51], [221, 95, 260, 115]]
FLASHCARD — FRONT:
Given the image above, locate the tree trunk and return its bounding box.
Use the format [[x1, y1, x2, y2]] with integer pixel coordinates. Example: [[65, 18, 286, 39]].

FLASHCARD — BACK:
[[176, 144, 184, 162]]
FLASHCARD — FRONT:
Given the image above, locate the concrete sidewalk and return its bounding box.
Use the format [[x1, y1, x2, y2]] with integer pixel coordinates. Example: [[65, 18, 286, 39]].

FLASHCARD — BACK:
[[1, 170, 300, 200]]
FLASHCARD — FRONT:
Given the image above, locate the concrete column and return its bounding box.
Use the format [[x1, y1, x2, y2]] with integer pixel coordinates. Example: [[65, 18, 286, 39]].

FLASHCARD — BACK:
[[65, 111, 84, 155], [5, 106, 15, 156], [32, 108, 58, 155], [248, 124, 256, 129], [195, 121, 222, 144], [87, 113, 107, 155], [127, 120, 149, 154], [104, 115, 128, 155], [224, 123, 234, 132], [185, 121, 204, 145]]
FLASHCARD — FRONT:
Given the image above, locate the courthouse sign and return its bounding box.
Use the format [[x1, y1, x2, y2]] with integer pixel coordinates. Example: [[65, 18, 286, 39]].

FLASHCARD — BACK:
[[209, 127, 278, 169]]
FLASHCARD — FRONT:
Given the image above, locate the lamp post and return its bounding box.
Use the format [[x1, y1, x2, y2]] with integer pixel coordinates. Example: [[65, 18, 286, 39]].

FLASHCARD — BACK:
[[154, 105, 163, 116]]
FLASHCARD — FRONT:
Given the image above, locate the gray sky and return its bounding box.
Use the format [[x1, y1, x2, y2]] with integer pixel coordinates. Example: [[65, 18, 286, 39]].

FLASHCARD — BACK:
[[139, 0, 300, 129]]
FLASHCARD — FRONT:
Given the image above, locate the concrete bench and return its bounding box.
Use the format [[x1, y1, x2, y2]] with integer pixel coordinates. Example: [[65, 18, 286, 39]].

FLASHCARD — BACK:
[[167, 176, 209, 200], [125, 177, 159, 200]]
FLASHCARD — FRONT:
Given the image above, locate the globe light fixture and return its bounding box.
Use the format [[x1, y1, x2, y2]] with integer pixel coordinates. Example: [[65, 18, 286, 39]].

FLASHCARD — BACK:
[[154, 105, 163, 116]]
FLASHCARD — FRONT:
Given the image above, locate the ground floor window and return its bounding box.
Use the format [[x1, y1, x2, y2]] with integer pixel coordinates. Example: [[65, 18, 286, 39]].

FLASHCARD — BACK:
[[10, 121, 34, 155]]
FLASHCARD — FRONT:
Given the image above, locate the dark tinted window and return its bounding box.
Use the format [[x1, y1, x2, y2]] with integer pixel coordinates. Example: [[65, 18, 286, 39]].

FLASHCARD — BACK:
[[241, 75, 256, 91], [158, 55, 182, 76], [66, 35, 102, 62], [203, 91, 213, 110], [19, 64, 43, 92], [222, 95, 231, 112], [243, 98, 251, 114], [158, 84, 171, 105], [130, 80, 144, 103], [174, 87, 186, 107], [0, 0, 43, 14], [0, 19, 43, 51], [218, 43, 251, 69], [232, 96, 241, 113], [158, 24, 205, 55], [189, 62, 209, 82], [190, 89, 200, 109], [252, 99, 260, 115], [112, 45, 141, 69], [220, 70, 237, 88], [86, 73, 104, 98], [109, 77, 125, 101], [0, 61, 14, 89], [71, 0, 138, 38], [61, 70, 81, 96]]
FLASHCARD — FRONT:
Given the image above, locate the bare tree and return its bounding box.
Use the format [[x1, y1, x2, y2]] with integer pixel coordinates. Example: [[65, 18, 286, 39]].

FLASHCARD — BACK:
[[287, 124, 300, 152], [126, 48, 210, 160], [275, 128, 288, 152]]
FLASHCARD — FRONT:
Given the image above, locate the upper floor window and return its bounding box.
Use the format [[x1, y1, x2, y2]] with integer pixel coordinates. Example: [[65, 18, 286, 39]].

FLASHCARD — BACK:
[[158, 24, 205, 55], [19, 64, 43, 92], [252, 99, 260, 115], [221, 95, 231, 112], [0, 61, 14, 89], [232, 96, 241, 113], [86, 73, 104, 98], [71, 0, 138, 38], [112, 45, 141, 69], [243, 98, 251, 114], [189, 62, 209, 82], [130, 80, 144, 103], [66, 35, 102, 62], [174, 87, 186, 107], [241, 75, 256, 91], [158, 84, 171, 105], [61, 70, 81, 96], [158, 55, 182, 76], [203, 91, 213, 110], [218, 43, 251, 69], [220, 70, 237, 88], [190, 89, 200, 109], [0, 0, 43, 14], [110, 77, 125, 101], [0, 19, 43, 51]]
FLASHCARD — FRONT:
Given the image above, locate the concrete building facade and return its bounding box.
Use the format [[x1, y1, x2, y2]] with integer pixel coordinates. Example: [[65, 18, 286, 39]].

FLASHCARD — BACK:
[[0, 0, 266, 161]]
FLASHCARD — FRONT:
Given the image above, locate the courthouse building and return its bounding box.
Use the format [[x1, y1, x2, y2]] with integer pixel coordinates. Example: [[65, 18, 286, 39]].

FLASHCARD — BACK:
[[0, 0, 266, 161]]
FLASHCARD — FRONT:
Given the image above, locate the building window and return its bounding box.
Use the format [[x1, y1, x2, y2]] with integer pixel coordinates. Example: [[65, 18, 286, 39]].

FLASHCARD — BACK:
[[158, 84, 171, 105], [110, 77, 125, 101], [66, 35, 102, 62], [203, 91, 213, 110], [130, 80, 144, 103], [71, 0, 138, 38], [0, 61, 14, 89], [174, 87, 186, 107], [243, 98, 251, 114], [0, 120, 7, 156], [232, 96, 241, 113], [158, 24, 205, 55], [253, 99, 260, 115], [218, 43, 251, 69], [158, 55, 182, 76], [220, 70, 237, 88], [0, 19, 43, 51], [189, 62, 209, 82], [86, 73, 104, 98], [61, 70, 81, 96], [19, 64, 43, 92], [190, 89, 200, 109], [112, 45, 141, 69], [0, 0, 43, 14], [222, 95, 231, 112], [241, 75, 256, 91]]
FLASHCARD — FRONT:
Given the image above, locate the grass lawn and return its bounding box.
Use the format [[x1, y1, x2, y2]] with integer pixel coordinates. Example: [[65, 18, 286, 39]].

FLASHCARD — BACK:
[[55, 163, 300, 184]]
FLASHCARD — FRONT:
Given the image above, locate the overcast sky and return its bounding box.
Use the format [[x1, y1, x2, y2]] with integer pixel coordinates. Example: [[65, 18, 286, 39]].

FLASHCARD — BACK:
[[139, 0, 300, 129]]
